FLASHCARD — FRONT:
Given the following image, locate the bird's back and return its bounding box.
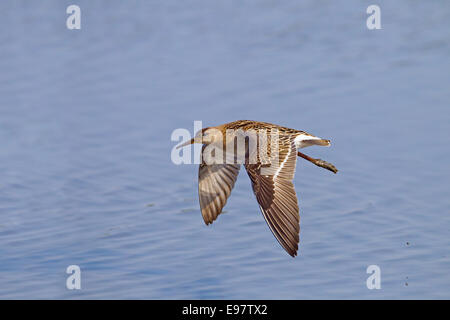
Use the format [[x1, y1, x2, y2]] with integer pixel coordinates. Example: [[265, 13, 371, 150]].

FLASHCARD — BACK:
[[220, 120, 309, 138]]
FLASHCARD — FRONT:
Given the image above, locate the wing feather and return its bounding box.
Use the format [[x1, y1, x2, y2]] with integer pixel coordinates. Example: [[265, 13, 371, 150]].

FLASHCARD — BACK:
[[245, 139, 300, 257], [198, 162, 240, 224]]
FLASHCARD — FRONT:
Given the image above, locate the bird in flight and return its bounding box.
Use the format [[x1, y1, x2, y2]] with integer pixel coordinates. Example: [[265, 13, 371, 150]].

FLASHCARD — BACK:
[[177, 120, 337, 257]]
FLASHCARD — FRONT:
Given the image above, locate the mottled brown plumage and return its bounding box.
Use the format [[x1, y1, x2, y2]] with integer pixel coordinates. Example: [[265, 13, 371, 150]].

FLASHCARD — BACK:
[[178, 120, 337, 257]]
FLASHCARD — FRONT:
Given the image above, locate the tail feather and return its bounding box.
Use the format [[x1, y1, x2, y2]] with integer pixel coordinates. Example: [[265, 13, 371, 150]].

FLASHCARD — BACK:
[[295, 134, 331, 149], [312, 139, 331, 146]]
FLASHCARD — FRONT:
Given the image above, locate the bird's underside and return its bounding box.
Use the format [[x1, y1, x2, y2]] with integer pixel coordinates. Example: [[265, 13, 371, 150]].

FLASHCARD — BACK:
[[193, 120, 337, 257]]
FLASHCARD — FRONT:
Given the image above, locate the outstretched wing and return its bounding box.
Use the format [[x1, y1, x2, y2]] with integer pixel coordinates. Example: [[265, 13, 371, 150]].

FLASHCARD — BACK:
[[245, 138, 300, 257], [198, 161, 240, 224]]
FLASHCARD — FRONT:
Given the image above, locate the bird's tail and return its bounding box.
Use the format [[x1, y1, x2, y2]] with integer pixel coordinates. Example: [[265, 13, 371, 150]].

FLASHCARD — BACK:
[[295, 134, 331, 148]]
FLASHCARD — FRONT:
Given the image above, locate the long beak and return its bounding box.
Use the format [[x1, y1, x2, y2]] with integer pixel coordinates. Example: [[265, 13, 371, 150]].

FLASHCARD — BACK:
[[176, 137, 196, 149]]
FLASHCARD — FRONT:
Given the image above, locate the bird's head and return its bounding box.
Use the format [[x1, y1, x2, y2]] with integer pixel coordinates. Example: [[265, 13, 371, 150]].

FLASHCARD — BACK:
[[176, 127, 223, 149]]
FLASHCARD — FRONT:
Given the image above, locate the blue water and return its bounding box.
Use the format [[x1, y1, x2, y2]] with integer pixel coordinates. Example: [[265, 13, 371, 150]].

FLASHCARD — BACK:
[[0, 1, 449, 299]]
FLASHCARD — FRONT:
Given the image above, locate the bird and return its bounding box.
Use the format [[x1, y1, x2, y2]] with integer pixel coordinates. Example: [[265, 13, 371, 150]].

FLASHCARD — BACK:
[[177, 120, 337, 257]]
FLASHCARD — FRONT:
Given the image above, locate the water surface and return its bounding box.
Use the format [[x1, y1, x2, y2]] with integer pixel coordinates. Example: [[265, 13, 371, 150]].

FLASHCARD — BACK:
[[0, 1, 449, 299]]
